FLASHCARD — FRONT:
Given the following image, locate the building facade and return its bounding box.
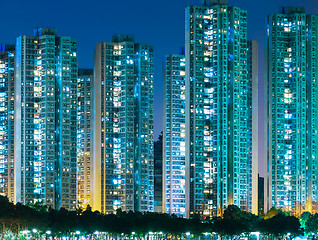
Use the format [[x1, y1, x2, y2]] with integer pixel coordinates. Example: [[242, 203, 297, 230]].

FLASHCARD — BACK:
[[163, 54, 186, 217], [258, 175, 264, 215], [0, 45, 15, 202], [92, 35, 154, 214], [185, 0, 257, 217], [15, 28, 77, 210], [265, 7, 318, 215], [154, 133, 163, 213], [247, 40, 259, 216], [77, 69, 93, 209]]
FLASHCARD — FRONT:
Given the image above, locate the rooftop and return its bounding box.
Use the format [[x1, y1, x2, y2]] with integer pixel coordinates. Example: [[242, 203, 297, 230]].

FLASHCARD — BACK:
[[202, 0, 228, 7]]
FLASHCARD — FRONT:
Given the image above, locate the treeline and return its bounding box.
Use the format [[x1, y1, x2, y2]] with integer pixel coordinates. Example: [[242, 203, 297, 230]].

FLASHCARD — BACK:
[[1, 195, 318, 238]]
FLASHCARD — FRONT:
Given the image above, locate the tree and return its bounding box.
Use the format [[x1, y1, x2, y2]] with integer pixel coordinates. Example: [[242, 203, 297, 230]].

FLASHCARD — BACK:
[[213, 205, 261, 238], [260, 212, 301, 238], [300, 212, 311, 232], [305, 213, 318, 235], [264, 207, 279, 219]]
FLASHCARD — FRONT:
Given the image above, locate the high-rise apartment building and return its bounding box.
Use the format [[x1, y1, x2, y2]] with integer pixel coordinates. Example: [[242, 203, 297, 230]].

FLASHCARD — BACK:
[[77, 69, 93, 210], [163, 53, 186, 217], [15, 28, 77, 210], [265, 7, 318, 215], [247, 40, 259, 216], [0, 45, 15, 202], [185, 0, 257, 217], [92, 35, 154, 214]]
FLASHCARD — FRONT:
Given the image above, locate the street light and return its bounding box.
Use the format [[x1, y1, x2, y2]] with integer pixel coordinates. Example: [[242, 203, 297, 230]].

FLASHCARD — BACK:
[[251, 232, 260, 240], [21, 230, 30, 239], [32, 229, 40, 240], [45, 231, 52, 240]]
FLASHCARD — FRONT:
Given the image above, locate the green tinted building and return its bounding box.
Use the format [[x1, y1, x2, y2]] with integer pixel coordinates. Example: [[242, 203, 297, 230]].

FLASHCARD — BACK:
[[163, 53, 186, 217], [265, 7, 318, 215], [92, 35, 154, 214], [15, 28, 78, 210], [185, 0, 258, 217], [0, 45, 15, 202]]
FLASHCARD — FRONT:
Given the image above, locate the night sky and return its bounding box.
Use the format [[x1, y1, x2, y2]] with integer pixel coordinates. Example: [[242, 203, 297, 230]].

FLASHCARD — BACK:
[[2, 0, 318, 176]]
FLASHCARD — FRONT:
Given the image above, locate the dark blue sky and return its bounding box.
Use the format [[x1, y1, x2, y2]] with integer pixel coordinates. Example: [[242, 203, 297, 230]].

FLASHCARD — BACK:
[[1, 0, 318, 175]]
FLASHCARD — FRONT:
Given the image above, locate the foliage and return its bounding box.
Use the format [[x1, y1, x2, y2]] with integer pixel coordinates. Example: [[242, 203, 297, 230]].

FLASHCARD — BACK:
[[305, 213, 318, 235], [0, 196, 306, 238], [214, 205, 262, 238], [264, 207, 279, 219], [260, 212, 301, 238], [300, 211, 311, 231]]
